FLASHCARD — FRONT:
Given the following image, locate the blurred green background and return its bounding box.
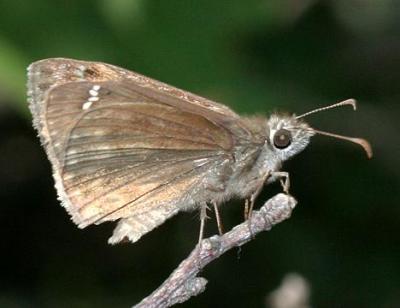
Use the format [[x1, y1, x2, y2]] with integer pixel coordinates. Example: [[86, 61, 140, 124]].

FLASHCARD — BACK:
[[0, 0, 399, 307]]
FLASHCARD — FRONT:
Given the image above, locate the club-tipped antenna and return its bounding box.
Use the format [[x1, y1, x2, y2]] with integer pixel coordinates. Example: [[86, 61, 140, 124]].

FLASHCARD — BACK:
[[311, 128, 373, 158], [296, 99, 357, 119]]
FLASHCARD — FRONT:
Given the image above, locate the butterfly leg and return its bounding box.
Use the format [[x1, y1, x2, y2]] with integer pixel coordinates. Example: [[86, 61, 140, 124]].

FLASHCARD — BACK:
[[244, 172, 272, 239], [247, 189, 260, 220], [246, 190, 263, 239], [246, 171, 271, 219], [198, 202, 210, 244], [244, 198, 250, 220], [212, 201, 224, 235], [271, 171, 290, 193]]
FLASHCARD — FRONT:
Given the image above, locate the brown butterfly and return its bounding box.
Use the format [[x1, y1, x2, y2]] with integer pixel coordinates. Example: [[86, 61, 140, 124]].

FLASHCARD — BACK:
[[27, 58, 372, 244]]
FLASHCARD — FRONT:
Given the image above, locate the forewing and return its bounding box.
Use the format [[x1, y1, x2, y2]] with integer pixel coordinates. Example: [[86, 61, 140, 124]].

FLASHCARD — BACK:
[[28, 58, 245, 228], [28, 57, 242, 126]]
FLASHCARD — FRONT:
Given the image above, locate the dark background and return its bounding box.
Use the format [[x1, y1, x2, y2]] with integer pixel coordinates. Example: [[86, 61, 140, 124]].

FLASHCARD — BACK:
[[0, 1, 399, 307]]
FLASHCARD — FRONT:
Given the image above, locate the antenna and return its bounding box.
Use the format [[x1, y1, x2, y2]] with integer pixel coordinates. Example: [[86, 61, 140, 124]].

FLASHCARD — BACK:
[[312, 128, 373, 158], [296, 98, 372, 158], [296, 99, 357, 119]]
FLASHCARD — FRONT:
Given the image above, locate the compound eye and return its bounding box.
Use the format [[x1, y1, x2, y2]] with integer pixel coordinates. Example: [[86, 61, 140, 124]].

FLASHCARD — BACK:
[[273, 129, 292, 149]]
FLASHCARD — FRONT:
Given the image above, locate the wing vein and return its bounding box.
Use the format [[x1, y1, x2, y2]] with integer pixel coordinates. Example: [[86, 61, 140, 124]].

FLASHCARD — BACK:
[[71, 154, 225, 209], [88, 157, 220, 225]]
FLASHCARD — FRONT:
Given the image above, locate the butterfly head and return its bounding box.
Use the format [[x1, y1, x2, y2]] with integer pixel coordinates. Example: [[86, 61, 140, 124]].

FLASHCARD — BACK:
[[266, 99, 373, 162], [266, 113, 315, 162]]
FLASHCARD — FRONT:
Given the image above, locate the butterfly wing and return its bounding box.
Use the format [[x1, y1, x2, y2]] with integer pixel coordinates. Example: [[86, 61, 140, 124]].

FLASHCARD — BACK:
[[28, 58, 253, 242]]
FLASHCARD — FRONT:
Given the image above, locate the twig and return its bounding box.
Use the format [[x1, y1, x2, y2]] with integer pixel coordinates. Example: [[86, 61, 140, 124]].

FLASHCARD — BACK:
[[133, 193, 297, 308]]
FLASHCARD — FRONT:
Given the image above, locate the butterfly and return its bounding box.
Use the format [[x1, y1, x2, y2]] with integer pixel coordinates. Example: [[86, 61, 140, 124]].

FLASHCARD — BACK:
[[27, 58, 372, 244]]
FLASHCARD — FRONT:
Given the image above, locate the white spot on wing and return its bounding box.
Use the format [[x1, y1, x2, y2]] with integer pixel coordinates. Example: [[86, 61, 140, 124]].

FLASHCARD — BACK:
[[88, 96, 99, 102], [74, 65, 86, 78], [82, 101, 92, 110], [89, 89, 98, 97], [82, 85, 102, 110]]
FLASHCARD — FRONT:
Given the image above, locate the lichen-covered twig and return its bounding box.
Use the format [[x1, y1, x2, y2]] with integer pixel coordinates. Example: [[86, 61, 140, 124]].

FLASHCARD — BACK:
[[133, 193, 297, 308]]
